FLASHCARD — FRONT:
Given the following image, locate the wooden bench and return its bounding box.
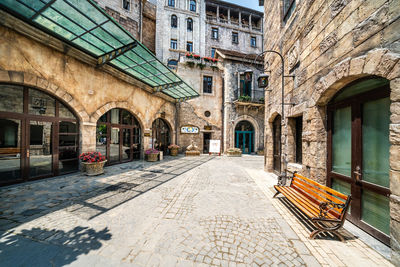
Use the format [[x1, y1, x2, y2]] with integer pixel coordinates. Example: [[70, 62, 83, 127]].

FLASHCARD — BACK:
[[274, 172, 351, 241], [0, 147, 20, 156]]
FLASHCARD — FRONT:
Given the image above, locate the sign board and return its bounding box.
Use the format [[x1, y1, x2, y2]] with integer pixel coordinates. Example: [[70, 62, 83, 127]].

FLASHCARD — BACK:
[[181, 125, 199, 134], [144, 130, 151, 137], [209, 140, 220, 153], [204, 125, 212, 131]]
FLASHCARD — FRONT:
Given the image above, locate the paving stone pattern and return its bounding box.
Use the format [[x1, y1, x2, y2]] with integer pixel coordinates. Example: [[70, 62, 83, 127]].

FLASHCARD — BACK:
[[0, 155, 392, 266]]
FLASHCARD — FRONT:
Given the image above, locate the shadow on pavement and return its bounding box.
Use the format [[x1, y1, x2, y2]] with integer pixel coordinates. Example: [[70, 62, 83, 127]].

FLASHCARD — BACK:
[[278, 197, 358, 241], [0, 226, 111, 266], [0, 156, 214, 231]]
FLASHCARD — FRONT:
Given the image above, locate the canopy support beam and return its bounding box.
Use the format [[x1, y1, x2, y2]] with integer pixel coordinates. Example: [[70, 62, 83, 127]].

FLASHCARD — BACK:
[[97, 41, 137, 66]]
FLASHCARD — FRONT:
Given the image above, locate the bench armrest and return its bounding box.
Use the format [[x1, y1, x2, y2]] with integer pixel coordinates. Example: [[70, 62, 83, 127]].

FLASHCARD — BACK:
[[318, 201, 345, 219]]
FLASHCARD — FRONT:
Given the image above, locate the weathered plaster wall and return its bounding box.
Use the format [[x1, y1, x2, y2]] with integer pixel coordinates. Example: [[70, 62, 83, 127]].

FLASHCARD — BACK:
[[262, 0, 400, 263], [0, 23, 176, 156]]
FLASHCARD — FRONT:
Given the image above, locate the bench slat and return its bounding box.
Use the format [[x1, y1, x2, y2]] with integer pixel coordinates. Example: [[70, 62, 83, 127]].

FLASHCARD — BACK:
[[276, 186, 337, 220], [294, 173, 348, 201], [292, 177, 345, 205]]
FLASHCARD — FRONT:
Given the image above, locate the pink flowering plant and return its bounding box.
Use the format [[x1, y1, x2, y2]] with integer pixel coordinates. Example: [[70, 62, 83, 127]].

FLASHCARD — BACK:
[[145, 148, 159, 154], [79, 152, 106, 163], [168, 144, 180, 149]]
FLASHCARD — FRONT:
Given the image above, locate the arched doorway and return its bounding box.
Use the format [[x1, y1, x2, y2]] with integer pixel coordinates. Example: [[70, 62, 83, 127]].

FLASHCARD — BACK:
[[96, 108, 141, 164], [0, 84, 79, 186], [272, 115, 281, 173], [327, 77, 390, 244], [235, 120, 254, 154], [152, 118, 171, 155]]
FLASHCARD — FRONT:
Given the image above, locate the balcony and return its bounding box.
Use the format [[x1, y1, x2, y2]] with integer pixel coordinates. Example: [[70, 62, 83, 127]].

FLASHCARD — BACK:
[[233, 95, 265, 112]]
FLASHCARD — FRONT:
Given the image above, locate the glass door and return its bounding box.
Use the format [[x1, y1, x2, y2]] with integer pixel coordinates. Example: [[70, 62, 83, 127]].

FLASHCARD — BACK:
[[0, 117, 23, 184], [28, 120, 54, 179], [328, 79, 390, 245]]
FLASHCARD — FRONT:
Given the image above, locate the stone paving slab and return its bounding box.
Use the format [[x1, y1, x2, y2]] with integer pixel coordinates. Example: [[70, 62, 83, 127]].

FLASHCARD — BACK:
[[0, 155, 392, 266]]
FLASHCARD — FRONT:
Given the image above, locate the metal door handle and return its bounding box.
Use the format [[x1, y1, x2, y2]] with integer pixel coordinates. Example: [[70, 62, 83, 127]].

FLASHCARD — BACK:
[[354, 166, 361, 182], [26, 149, 30, 158]]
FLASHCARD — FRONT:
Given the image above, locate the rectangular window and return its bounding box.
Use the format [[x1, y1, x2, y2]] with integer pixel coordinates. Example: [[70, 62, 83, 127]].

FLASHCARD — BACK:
[[250, 36, 256, 47], [168, 0, 175, 7], [203, 76, 213, 94], [283, 0, 296, 23], [239, 73, 252, 97], [122, 0, 131, 11], [295, 116, 302, 163], [186, 42, 193, 52], [170, 39, 177, 50], [211, 47, 216, 58], [232, 32, 238, 44], [211, 28, 219, 40]]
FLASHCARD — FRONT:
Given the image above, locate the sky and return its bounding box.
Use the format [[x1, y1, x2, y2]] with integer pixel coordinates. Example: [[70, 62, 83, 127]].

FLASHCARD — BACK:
[[224, 0, 264, 12]]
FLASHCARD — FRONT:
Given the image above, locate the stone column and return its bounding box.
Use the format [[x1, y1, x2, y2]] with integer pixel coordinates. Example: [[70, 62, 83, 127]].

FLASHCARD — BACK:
[[228, 9, 231, 24], [239, 12, 241, 27], [249, 14, 252, 30], [390, 77, 400, 266], [80, 122, 97, 153], [216, 5, 219, 22]]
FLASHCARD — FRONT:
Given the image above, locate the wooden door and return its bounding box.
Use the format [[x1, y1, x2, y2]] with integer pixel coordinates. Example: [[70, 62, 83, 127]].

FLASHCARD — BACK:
[[328, 80, 391, 245], [273, 115, 281, 173]]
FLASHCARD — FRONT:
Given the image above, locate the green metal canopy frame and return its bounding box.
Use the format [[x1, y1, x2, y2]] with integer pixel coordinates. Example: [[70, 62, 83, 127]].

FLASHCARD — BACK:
[[0, 0, 199, 100]]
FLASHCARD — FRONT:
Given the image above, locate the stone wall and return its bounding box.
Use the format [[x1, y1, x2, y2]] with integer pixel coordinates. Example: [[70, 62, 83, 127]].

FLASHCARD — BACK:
[[0, 19, 176, 157], [176, 63, 223, 152], [262, 0, 400, 263], [143, 2, 157, 53]]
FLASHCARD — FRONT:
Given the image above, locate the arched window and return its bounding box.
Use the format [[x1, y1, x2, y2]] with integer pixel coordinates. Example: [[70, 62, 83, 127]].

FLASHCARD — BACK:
[[168, 0, 175, 7], [187, 18, 193, 31], [171, 15, 178, 28], [235, 120, 255, 154], [189, 0, 196, 12]]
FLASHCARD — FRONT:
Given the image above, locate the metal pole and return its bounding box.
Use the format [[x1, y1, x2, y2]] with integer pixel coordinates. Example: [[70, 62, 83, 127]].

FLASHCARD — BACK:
[[253, 50, 286, 178]]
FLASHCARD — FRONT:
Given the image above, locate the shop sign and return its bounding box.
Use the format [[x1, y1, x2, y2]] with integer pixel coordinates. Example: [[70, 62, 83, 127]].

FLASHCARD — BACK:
[[204, 125, 212, 131], [181, 125, 199, 134], [144, 130, 151, 137]]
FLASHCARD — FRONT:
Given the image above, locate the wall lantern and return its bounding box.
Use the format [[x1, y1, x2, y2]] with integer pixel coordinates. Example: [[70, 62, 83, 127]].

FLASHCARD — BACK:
[[257, 74, 269, 88]]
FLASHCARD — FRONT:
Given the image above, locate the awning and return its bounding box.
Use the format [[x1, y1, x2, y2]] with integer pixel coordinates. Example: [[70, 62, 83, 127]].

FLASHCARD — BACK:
[[0, 0, 199, 100]]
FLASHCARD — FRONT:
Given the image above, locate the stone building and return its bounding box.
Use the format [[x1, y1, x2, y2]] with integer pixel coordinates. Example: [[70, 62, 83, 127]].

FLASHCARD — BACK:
[[0, 1, 197, 186], [260, 0, 400, 263], [96, 0, 157, 53], [156, 0, 265, 153]]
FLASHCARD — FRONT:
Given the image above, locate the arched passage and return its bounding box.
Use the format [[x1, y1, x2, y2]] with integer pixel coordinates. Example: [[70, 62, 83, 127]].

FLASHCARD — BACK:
[[327, 76, 391, 244], [0, 84, 79, 186], [234, 120, 254, 154], [96, 108, 141, 164], [152, 118, 171, 155]]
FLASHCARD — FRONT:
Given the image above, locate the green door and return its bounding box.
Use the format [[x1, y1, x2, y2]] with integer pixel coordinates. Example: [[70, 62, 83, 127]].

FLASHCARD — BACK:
[[328, 78, 391, 245]]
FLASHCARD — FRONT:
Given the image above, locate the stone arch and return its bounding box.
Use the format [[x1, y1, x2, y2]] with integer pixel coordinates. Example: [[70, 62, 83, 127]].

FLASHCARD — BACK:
[[0, 70, 89, 122], [152, 116, 175, 135], [310, 48, 400, 107], [90, 101, 145, 130], [233, 115, 260, 151]]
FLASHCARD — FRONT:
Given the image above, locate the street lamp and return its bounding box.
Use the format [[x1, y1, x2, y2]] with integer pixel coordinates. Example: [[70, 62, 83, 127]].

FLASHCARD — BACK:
[[252, 50, 294, 181]]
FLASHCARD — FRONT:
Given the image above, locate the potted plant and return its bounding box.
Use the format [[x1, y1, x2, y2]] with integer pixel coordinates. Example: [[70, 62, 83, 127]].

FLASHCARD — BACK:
[[186, 52, 193, 58], [79, 152, 107, 176], [226, 148, 242, 157], [168, 144, 180, 156], [193, 54, 201, 60], [145, 148, 159, 162]]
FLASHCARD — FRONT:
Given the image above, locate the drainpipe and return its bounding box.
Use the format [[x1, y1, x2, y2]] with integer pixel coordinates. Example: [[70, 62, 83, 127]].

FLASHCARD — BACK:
[[221, 76, 225, 153], [139, 0, 143, 42], [175, 101, 180, 146]]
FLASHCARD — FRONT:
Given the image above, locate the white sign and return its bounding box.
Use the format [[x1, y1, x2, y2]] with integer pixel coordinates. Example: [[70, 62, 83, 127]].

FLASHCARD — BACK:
[[209, 140, 221, 153], [181, 126, 199, 134]]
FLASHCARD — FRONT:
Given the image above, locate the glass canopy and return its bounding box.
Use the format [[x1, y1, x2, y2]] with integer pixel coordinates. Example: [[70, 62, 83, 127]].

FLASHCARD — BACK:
[[0, 0, 198, 100]]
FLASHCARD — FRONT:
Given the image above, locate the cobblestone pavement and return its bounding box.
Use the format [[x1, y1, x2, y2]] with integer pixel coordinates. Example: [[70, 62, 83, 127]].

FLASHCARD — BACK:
[[0, 155, 393, 266]]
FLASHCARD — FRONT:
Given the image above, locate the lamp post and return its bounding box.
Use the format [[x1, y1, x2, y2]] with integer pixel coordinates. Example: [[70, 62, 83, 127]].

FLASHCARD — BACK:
[[253, 50, 293, 181]]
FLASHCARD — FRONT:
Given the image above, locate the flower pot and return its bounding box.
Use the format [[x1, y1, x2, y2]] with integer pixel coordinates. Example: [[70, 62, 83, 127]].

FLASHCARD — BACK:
[[146, 153, 159, 162], [82, 160, 107, 176], [170, 147, 179, 156]]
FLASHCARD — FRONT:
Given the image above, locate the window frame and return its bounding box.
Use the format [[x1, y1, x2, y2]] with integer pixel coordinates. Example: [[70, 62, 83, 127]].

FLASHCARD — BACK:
[[211, 27, 219, 40], [170, 39, 178, 50], [187, 18, 193, 31], [282, 0, 296, 23], [250, 36, 257, 47], [171, 15, 178, 28], [189, 0, 196, 12], [203, 76, 213, 94], [186, 41, 193, 52], [168, 0, 175, 7], [211, 47, 216, 58], [122, 0, 131, 11], [232, 32, 238, 44]]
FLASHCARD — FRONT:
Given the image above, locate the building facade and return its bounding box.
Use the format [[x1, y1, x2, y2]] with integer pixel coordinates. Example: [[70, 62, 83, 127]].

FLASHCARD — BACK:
[[0, 1, 197, 186], [260, 0, 400, 263], [156, 0, 265, 153]]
